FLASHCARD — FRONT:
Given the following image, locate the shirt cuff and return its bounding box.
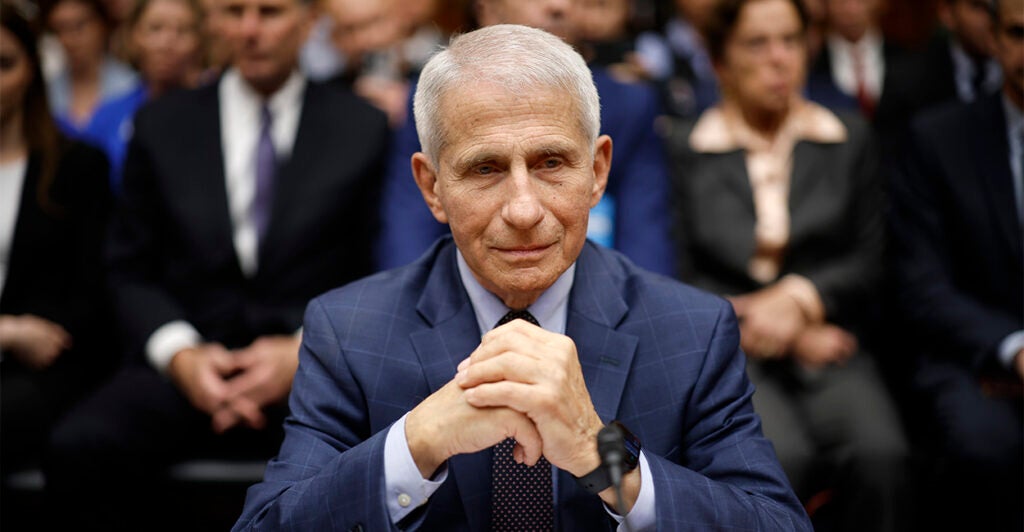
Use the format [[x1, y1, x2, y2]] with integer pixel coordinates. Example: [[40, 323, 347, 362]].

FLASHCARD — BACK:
[[997, 330, 1024, 368], [145, 320, 202, 373], [777, 274, 825, 324], [603, 451, 656, 531], [383, 414, 448, 524]]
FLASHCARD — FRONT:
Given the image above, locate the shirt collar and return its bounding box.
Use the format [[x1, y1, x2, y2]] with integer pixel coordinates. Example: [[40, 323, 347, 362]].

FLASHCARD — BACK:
[[456, 249, 576, 336], [222, 67, 306, 117], [828, 28, 882, 56], [689, 97, 848, 153]]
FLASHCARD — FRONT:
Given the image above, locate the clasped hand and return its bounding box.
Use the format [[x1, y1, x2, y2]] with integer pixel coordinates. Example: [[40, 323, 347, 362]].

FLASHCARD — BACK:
[[405, 320, 604, 480], [168, 335, 300, 433]]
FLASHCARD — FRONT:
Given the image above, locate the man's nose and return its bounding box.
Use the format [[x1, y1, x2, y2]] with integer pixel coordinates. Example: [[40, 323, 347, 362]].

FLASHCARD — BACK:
[[239, 8, 261, 38], [501, 168, 544, 229]]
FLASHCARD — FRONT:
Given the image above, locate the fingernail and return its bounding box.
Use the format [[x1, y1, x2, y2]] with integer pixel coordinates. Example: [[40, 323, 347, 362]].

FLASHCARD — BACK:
[[457, 358, 469, 371], [455, 370, 466, 385]]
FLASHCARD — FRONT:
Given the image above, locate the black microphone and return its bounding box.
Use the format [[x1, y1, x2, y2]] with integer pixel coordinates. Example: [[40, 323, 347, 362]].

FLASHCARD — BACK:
[[597, 424, 633, 532]]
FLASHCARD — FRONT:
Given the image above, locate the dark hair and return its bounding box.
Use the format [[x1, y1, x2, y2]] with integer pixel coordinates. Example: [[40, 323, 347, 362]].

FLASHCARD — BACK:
[[2, 1, 62, 211], [42, 0, 114, 32], [702, 0, 809, 64], [128, 0, 204, 29]]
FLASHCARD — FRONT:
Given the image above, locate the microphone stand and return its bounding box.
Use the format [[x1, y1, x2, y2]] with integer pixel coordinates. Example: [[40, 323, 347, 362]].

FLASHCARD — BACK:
[[597, 425, 634, 532]]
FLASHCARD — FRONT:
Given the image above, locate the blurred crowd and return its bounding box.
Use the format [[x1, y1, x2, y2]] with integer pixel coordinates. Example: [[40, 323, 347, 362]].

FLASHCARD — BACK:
[[0, 0, 1020, 530]]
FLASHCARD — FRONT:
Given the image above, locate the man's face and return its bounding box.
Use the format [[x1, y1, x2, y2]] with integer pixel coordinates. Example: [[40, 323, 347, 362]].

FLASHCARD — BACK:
[[476, 0, 577, 43], [220, 0, 312, 94], [995, 0, 1024, 105], [941, 0, 996, 58], [717, 0, 806, 117], [412, 83, 610, 309], [325, 0, 399, 62], [825, 0, 880, 42]]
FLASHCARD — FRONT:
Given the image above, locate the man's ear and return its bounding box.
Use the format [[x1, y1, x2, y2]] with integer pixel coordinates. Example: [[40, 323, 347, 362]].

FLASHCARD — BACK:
[[411, 152, 449, 224], [590, 135, 612, 208]]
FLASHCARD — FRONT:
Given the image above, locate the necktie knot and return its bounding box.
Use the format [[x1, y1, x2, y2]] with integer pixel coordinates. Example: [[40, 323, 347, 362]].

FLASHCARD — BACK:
[[495, 309, 539, 329]]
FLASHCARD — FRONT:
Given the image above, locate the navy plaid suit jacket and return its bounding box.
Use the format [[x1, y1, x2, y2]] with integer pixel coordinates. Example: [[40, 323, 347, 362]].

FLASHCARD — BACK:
[[234, 238, 810, 531]]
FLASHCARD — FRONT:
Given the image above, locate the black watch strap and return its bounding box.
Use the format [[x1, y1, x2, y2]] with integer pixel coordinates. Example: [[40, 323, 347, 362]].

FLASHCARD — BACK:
[[573, 421, 641, 494], [575, 462, 614, 494]]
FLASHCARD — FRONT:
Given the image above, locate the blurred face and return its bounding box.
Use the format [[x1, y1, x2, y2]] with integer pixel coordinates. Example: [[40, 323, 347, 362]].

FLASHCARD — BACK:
[[132, 0, 202, 86], [996, 0, 1024, 107], [411, 83, 610, 308], [825, 0, 880, 42], [941, 0, 996, 58], [576, 0, 630, 42], [0, 29, 33, 125], [717, 0, 806, 118], [476, 0, 577, 43], [325, 0, 400, 61], [674, 0, 716, 29], [220, 0, 312, 95], [49, 0, 108, 70]]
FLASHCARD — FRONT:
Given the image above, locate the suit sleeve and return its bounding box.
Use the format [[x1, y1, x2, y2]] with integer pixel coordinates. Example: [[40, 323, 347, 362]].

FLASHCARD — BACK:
[[802, 122, 886, 325], [607, 83, 676, 276], [233, 297, 396, 532], [375, 90, 449, 270], [106, 106, 195, 361], [648, 302, 813, 530]]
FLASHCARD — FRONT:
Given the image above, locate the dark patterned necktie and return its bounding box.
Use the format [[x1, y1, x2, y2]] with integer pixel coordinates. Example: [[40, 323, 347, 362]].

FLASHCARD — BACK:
[[252, 105, 276, 249], [491, 309, 553, 531]]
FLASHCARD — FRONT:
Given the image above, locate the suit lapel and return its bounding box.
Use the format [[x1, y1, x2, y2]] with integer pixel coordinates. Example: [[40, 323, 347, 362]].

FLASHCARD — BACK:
[[1, 155, 42, 307], [410, 243, 493, 530], [192, 85, 236, 271], [972, 97, 1023, 260], [567, 244, 639, 423]]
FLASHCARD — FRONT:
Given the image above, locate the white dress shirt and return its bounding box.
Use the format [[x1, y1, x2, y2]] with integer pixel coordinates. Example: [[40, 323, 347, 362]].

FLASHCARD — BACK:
[[144, 69, 307, 372], [381, 251, 656, 530], [0, 157, 27, 299], [827, 30, 885, 103]]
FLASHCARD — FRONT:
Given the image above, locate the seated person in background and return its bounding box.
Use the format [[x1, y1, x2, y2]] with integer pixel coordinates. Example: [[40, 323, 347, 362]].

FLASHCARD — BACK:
[[43, 0, 137, 138], [234, 23, 810, 532], [0, 1, 113, 478], [920, 0, 1003, 106], [86, 0, 206, 193], [377, 0, 675, 276], [322, 0, 414, 127], [889, 0, 1023, 529], [663, 0, 909, 530], [45, 0, 388, 529], [634, 0, 722, 119]]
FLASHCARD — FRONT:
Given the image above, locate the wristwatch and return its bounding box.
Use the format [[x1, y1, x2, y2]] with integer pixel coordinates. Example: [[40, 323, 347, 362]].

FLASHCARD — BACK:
[[574, 421, 642, 494]]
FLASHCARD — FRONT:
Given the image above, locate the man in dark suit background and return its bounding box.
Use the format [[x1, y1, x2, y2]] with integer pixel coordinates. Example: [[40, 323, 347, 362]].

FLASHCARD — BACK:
[[889, 0, 1023, 529], [45, 0, 388, 528], [918, 0, 1003, 106], [234, 23, 810, 531]]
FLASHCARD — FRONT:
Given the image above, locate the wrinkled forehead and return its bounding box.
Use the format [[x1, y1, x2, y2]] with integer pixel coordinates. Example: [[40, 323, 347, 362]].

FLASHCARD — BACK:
[[434, 81, 589, 156]]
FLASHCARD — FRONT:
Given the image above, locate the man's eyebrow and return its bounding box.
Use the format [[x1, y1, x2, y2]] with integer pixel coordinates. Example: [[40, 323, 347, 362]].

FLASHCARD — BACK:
[[451, 151, 503, 173]]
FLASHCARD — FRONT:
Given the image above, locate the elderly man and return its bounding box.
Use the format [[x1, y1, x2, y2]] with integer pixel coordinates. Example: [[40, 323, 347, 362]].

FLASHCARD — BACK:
[[234, 24, 808, 531], [377, 0, 675, 277]]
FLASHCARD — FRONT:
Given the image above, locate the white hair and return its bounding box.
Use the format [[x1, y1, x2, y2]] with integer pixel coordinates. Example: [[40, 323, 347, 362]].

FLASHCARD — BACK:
[[413, 24, 601, 165]]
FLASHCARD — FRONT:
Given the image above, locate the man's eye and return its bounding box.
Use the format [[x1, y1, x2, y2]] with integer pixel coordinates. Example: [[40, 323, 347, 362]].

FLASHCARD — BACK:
[[542, 158, 561, 169], [477, 165, 495, 175]]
